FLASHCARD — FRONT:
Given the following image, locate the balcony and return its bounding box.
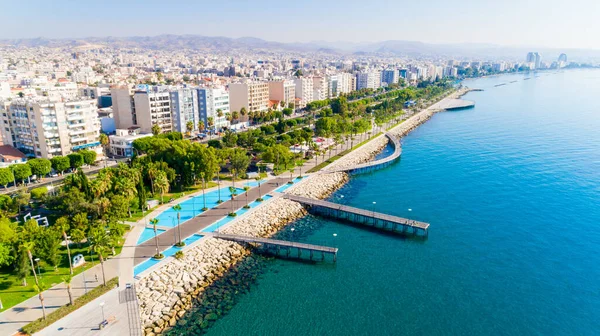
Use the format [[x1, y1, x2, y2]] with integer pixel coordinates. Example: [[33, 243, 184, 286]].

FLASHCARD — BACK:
[[69, 129, 86, 136]]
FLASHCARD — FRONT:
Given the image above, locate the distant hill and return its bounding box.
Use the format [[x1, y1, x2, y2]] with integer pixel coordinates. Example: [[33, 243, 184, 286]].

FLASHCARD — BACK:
[[1, 35, 599, 61]]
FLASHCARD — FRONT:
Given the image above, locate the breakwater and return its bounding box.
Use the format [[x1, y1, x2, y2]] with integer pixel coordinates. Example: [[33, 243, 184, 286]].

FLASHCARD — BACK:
[[136, 88, 465, 335]]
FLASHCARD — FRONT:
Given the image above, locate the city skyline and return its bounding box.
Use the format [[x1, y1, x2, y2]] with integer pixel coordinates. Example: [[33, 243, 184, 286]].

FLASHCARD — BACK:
[[2, 0, 600, 50]]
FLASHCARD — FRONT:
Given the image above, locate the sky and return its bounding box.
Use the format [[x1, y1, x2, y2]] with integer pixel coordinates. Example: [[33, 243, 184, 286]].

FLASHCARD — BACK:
[[1, 0, 600, 49]]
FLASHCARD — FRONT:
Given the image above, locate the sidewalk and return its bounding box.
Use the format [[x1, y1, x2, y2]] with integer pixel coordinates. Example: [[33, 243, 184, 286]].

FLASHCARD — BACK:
[[0, 247, 122, 336]]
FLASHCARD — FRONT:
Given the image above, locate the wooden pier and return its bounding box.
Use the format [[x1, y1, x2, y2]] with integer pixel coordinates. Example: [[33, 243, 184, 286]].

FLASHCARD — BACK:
[[209, 233, 338, 262], [328, 132, 402, 174], [283, 194, 429, 236]]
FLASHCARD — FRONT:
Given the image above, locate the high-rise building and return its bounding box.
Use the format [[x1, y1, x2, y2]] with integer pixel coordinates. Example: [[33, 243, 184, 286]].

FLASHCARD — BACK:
[[558, 53, 568, 68], [198, 87, 230, 131], [170, 88, 199, 134], [356, 71, 381, 90], [381, 69, 399, 86], [526, 52, 542, 69], [229, 81, 269, 117], [312, 76, 328, 101], [0, 98, 102, 159], [293, 77, 314, 108], [133, 88, 172, 134], [534, 53, 542, 69], [111, 86, 137, 129], [268, 80, 296, 107]]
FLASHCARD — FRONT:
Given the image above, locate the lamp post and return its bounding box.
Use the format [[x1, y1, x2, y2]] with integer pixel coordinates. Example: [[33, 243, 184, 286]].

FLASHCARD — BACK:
[[372, 201, 376, 224], [99, 301, 106, 322]]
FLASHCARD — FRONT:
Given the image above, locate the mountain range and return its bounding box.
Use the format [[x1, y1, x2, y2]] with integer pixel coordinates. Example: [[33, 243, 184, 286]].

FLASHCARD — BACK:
[[1, 35, 599, 61]]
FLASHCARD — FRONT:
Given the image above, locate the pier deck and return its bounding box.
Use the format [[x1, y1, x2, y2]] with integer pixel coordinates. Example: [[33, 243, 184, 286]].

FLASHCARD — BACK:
[[209, 232, 338, 262], [430, 98, 475, 111], [283, 194, 429, 236], [327, 132, 402, 174]]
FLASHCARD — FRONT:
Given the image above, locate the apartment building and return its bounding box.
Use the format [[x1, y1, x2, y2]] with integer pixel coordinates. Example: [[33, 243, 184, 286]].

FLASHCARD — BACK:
[[381, 69, 399, 86], [356, 71, 382, 90], [111, 86, 137, 129], [170, 88, 199, 133], [229, 81, 269, 117], [0, 98, 102, 158], [312, 76, 328, 101], [109, 128, 152, 157], [197, 87, 230, 131], [328, 73, 354, 98], [268, 80, 296, 107], [294, 77, 313, 108], [134, 89, 172, 134]]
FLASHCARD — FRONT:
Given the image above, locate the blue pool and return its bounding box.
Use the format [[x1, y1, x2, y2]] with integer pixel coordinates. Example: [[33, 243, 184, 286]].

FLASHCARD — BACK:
[[137, 227, 166, 245], [134, 234, 204, 276], [201, 195, 273, 233], [154, 186, 245, 228], [244, 180, 263, 188], [274, 178, 303, 193]]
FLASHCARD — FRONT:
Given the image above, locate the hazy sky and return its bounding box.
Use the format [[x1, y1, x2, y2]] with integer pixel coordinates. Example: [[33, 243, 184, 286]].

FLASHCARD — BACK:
[[2, 0, 599, 49]]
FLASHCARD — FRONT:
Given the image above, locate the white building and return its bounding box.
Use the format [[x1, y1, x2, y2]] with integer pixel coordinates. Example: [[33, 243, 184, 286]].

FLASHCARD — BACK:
[[294, 77, 314, 108], [109, 128, 153, 157], [170, 88, 199, 134], [0, 98, 102, 159], [133, 88, 172, 134], [198, 87, 230, 131], [356, 71, 381, 90], [312, 76, 328, 101]]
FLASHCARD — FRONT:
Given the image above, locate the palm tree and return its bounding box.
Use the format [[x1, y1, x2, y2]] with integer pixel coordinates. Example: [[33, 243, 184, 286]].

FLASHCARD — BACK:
[[99, 133, 109, 168], [232, 111, 239, 123], [228, 186, 236, 216], [256, 177, 263, 201], [298, 161, 304, 178], [216, 174, 223, 203], [217, 109, 224, 118], [154, 171, 169, 204], [34, 281, 49, 320], [201, 174, 208, 211], [88, 227, 111, 286], [150, 218, 161, 259], [172, 204, 183, 246], [198, 121, 205, 133], [225, 112, 231, 122], [152, 124, 161, 136], [240, 107, 247, 120], [186, 121, 194, 137], [63, 231, 73, 275], [62, 274, 74, 305], [243, 186, 250, 209]]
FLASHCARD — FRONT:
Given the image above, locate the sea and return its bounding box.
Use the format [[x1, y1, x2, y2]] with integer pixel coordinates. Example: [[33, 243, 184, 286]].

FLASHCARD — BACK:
[[195, 70, 600, 335]]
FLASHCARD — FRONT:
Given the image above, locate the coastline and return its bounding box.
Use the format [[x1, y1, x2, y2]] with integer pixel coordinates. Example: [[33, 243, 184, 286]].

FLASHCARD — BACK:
[[136, 86, 472, 335]]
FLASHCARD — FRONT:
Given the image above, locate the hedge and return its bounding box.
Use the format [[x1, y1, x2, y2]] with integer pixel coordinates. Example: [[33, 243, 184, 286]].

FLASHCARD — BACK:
[[21, 277, 119, 335]]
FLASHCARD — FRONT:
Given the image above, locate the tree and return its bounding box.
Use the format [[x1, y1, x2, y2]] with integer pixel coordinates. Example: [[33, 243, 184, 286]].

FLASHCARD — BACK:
[[30, 186, 48, 201], [16, 247, 30, 286], [62, 274, 74, 305], [80, 150, 97, 165], [107, 221, 125, 255], [186, 121, 194, 136], [108, 195, 129, 222], [173, 204, 183, 246], [230, 151, 250, 188], [34, 281, 49, 320], [282, 108, 293, 116], [0, 167, 14, 188], [27, 158, 52, 179], [36, 228, 61, 270], [88, 227, 111, 286], [11, 164, 32, 184], [14, 189, 30, 216], [154, 171, 169, 204], [152, 124, 161, 136], [243, 186, 251, 209], [51, 156, 70, 175], [70, 228, 86, 248], [150, 218, 161, 258], [239, 107, 247, 119], [67, 153, 84, 169]]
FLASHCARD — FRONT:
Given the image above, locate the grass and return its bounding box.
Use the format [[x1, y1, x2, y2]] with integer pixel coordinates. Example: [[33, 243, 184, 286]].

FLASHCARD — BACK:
[[21, 277, 119, 335], [0, 237, 125, 313]]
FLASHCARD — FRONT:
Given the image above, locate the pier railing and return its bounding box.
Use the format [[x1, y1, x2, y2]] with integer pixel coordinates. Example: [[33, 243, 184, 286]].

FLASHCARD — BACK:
[[327, 132, 402, 174]]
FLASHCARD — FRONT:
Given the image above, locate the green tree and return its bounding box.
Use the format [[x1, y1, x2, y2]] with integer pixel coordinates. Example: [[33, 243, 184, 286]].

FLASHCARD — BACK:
[[150, 218, 161, 258], [154, 171, 169, 204], [0, 167, 14, 188], [51, 156, 70, 175], [186, 121, 194, 136], [34, 281, 49, 320], [11, 164, 32, 184], [108, 195, 129, 222], [30, 186, 48, 201], [67, 153, 84, 169], [14, 189, 31, 216], [172, 204, 183, 246], [152, 124, 161, 136], [88, 227, 111, 286], [230, 151, 250, 188], [35, 228, 61, 270], [27, 158, 52, 179], [70, 228, 86, 248], [80, 150, 97, 165]]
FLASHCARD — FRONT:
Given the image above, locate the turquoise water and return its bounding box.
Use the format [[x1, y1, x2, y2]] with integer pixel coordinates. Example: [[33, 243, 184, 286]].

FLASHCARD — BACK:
[[274, 177, 304, 193], [134, 234, 204, 276], [155, 186, 245, 228], [202, 70, 600, 335], [201, 195, 273, 233], [136, 227, 166, 245]]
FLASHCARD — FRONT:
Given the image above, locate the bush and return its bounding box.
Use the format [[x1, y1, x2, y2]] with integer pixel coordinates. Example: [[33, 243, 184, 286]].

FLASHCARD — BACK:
[[30, 186, 48, 200], [175, 251, 184, 260], [21, 277, 119, 335]]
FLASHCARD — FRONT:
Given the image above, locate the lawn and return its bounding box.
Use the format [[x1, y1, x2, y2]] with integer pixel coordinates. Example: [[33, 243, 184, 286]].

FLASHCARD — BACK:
[[0, 231, 126, 313]]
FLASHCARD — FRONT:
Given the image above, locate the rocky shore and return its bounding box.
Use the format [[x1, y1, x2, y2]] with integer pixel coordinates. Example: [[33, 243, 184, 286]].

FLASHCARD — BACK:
[[136, 88, 469, 335]]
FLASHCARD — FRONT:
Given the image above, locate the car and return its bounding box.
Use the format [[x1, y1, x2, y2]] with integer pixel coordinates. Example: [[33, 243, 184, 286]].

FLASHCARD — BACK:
[[49, 172, 58, 178]]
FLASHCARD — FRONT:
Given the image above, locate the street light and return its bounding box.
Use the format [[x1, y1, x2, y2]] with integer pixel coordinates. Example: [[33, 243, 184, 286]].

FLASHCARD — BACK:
[[99, 301, 106, 322], [372, 202, 376, 224]]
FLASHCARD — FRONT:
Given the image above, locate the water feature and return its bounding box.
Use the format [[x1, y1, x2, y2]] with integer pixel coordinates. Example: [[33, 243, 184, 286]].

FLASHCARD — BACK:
[[187, 70, 600, 335], [154, 186, 245, 228], [136, 227, 166, 245], [274, 177, 304, 193], [134, 234, 204, 276]]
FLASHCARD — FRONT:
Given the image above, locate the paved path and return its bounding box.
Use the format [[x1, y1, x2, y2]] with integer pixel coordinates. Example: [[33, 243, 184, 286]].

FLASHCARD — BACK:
[[0, 245, 123, 336]]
